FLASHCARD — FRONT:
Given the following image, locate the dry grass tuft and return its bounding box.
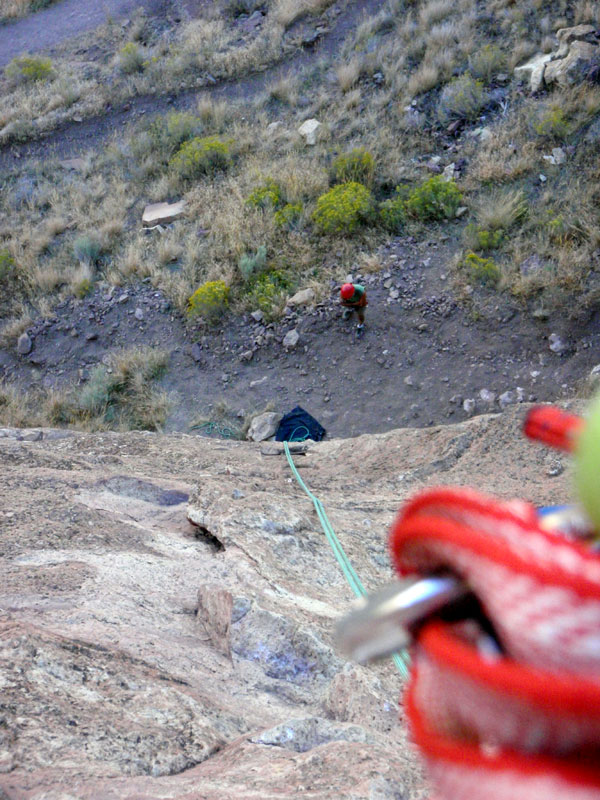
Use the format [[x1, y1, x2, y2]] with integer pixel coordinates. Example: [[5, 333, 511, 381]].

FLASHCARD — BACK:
[[477, 189, 528, 232], [272, 0, 335, 28], [337, 59, 362, 92]]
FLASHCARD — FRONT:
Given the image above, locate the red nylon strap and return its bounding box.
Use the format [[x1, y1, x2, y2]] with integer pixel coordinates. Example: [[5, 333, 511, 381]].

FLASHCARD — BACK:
[[389, 486, 600, 800], [523, 406, 584, 452]]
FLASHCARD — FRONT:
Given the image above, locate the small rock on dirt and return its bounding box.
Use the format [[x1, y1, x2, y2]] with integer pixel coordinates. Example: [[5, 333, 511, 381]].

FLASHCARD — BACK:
[[549, 333, 568, 354], [498, 390, 516, 410], [283, 329, 300, 349], [298, 118, 321, 145], [288, 288, 315, 307], [17, 333, 32, 355], [463, 398, 476, 415]]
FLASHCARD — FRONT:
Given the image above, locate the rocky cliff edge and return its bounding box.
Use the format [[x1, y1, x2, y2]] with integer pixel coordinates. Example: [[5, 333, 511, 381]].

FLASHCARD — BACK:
[[0, 407, 574, 799]]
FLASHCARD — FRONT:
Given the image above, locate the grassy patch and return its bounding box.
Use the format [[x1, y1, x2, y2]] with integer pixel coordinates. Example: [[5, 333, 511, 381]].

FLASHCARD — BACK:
[[0, 347, 169, 431]]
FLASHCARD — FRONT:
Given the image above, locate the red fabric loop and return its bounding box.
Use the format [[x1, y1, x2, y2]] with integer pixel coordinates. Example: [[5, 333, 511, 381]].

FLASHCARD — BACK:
[[389, 486, 600, 799]]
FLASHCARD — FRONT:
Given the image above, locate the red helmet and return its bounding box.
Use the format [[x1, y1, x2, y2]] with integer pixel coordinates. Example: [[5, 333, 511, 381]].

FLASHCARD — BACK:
[[340, 283, 354, 300]]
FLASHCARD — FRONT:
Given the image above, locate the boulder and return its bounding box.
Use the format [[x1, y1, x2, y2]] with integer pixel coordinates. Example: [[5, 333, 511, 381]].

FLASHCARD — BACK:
[[298, 118, 321, 145], [17, 332, 32, 355], [514, 53, 553, 92], [556, 24, 598, 46], [544, 40, 600, 87], [247, 411, 281, 442], [515, 26, 600, 93], [287, 288, 315, 307], [282, 328, 300, 349], [142, 200, 186, 227]]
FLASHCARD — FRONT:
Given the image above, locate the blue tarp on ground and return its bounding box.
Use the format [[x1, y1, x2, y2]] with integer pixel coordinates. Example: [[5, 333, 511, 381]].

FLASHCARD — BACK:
[[276, 405, 326, 442]]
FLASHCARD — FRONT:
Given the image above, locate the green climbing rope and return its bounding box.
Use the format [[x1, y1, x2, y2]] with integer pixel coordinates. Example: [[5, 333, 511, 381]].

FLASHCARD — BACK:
[[190, 420, 239, 439], [288, 425, 311, 442], [283, 442, 410, 679]]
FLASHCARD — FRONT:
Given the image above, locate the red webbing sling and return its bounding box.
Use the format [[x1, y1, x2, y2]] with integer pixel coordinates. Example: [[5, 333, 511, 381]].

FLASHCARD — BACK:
[[388, 409, 600, 800]]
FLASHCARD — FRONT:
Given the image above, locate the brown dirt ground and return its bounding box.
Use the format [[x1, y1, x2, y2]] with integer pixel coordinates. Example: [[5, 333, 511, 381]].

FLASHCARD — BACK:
[[3, 232, 598, 439]]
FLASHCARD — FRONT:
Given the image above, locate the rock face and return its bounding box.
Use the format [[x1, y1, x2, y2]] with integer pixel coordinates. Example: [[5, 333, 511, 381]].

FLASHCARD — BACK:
[[514, 25, 600, 91], [142, 200, 186, 227], [0, 408, 576, 798]]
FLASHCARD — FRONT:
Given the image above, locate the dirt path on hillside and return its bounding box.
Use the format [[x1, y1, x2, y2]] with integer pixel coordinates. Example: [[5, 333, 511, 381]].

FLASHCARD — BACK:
[[0, 0, 380, 170], [0, 0, 175, 67], [2, 234, 598, 440]]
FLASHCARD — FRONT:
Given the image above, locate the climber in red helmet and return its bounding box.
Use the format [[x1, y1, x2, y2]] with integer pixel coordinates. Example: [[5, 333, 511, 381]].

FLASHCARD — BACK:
[[340, 282, 367, 333]]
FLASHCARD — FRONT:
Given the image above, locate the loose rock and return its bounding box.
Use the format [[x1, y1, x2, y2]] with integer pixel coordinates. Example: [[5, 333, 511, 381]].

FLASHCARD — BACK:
[[298, 118, 322, 145], [282, 329, 300, 349], [247, 411, 281, 442], [17, 332, 32, 355], [142, 200, 186, 227]]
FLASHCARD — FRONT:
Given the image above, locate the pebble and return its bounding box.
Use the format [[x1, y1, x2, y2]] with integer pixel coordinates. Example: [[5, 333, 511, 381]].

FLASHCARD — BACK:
[[463, 398, 476, 415], [17, 333, 32, 355]]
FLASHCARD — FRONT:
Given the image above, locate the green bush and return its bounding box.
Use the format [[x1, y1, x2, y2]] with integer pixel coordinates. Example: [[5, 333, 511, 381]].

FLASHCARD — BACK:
[[238, 245, 267, 282], [379, 187, 408, 233], [437, 74, 489, 124], [149, 112, 203, 157], [187, 280, 230, 323], [405, 176, 462, 221], [464, 251, 500, 287], [246, 181, 283, 210], [312, 182, 374, 235], [79, 347, 168, 430], [245, 270, 290, 318], [118, 42, 146, 74], [533, 105, 570, 141], [73, 235, 101, 264], [5, 54, 53, 85], [331, 149, 375, 186], [468, 45, 506, 84], [464, 224, 504, 252], [169, 136, 231, 179], [0, 250, 15, 282], [274, 203, 304, 230]]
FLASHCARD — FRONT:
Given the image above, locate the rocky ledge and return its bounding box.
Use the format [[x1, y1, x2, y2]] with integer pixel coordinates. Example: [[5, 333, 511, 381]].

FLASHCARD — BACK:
[[0, 406, 574, 799]]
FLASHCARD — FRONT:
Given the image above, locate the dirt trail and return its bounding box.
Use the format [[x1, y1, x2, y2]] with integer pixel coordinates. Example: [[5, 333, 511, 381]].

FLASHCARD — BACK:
[[0, 0, 174, 67], [2, 235, 598, 439], [0, 0, 379, 170]]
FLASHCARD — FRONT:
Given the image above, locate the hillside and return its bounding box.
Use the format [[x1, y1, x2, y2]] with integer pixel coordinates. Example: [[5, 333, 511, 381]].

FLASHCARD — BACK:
[[1, 0, 600, 436], [0, 405, 575, 799]]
